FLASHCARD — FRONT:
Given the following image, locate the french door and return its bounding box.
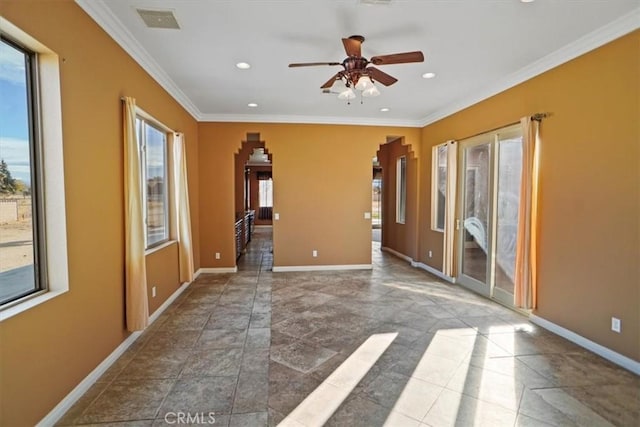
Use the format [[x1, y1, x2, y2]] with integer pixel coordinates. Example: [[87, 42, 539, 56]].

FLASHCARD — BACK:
[[456, 124, 523, 307]]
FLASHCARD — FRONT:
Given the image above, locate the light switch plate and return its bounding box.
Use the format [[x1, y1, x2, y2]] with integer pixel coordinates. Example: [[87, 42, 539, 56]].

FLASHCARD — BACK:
[[364, 212, 371, 219], [274, 213, 280, 220]]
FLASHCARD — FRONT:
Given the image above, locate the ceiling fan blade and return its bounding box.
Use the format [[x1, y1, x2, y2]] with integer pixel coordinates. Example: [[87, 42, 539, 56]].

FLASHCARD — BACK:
[[370, 51, 424, 65], [366, 67, 398, 86], [289, 62, 341, 67], [342, 37, 362, 57], [320, 73, 341, 89]]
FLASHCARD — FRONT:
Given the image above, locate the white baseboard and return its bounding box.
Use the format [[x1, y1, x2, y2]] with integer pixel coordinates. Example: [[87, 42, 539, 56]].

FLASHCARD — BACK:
[[381, 246, 413, 263], [149, 281, 191, 323], [412, 261, 455, 283], [381, 247, 455, 283], [37, 281, 192, 427], [530, 314, 640, 375], [272, 264, 373, 272], [197, 267, 238, 274]]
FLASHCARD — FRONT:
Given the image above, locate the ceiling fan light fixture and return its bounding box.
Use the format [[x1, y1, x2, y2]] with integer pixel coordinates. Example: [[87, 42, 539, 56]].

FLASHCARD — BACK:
[[355, 75, 374, 91], [337, 87, 356, 100], [362, 85, 380, 97], [331, 77, 348, 92]]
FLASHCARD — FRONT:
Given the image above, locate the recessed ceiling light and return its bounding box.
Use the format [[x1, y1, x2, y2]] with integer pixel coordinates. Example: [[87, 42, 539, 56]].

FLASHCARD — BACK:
[[380, 107, 390, 112], [236, 62, 251, 69], [520, 0, 535, 3], [247, 103, 258, 108], [422, 72, 436, 79]]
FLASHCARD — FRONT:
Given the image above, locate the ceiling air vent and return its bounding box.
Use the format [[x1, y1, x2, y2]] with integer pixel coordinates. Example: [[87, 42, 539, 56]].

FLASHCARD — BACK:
[[136, 9, 180, 29]]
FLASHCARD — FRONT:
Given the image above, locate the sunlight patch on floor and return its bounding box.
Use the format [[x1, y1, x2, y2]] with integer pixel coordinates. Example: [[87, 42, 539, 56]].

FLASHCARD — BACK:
[[278, 333, 398, 427]]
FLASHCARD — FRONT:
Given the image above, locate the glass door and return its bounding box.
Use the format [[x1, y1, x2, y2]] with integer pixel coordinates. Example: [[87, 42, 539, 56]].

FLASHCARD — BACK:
[[457, 125, 522, 306], [458, 139, 493, 296]]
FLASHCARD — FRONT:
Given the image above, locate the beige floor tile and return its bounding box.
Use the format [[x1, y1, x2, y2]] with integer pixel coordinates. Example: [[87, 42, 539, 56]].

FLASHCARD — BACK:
[[519, 388, 615, 427], [422, 388, 517, 427], [76, 378, 173, 424], [56, 229, 637, 427]]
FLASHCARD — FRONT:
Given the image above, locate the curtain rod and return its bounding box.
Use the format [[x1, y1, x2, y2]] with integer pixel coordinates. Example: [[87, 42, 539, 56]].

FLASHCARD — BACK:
[[531, 112, 551, 121], [454, 112, 551, 143]]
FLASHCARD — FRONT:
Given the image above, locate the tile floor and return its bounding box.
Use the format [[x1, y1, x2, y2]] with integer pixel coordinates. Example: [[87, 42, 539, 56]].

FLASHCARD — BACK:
[[57, 228, 638, 426]]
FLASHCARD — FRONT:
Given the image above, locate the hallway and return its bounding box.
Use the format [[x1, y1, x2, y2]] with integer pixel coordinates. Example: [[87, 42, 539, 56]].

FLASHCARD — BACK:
[[57, 228, 638, 426]]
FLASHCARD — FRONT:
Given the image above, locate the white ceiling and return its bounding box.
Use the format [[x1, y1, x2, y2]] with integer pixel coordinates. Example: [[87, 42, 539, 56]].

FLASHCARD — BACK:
[[76, 0, 639, 127]]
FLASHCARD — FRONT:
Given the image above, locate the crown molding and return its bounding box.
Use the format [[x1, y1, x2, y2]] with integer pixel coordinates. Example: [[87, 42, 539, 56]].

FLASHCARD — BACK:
[[197, 113, 422, 128], [74, 0, 201, 120], [419, 7, 640, 127]]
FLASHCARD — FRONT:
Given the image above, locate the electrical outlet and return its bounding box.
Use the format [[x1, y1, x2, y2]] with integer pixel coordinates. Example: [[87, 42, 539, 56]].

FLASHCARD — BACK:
[[312, 250, 318, 257], [364, 212, 371, 219], [428, 250, 433, 258], [611, 317, 621, 333], [215, 252, 221, 260], [152, 286, 157, 298]]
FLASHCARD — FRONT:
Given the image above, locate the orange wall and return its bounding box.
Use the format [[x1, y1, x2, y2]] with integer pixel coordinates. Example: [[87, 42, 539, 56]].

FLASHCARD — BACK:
[[419, 31, 639, 361], [0, 2, 200, 425], [198, 123, 420, 268], [146, 243, 180, 314]]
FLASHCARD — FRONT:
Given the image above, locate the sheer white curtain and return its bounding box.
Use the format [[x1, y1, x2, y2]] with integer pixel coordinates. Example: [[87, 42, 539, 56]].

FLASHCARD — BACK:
[[172, 133, 195, 283], [514, 116, 540, 309], [443, 140, 458, 277], [123, 97, 149, 331]]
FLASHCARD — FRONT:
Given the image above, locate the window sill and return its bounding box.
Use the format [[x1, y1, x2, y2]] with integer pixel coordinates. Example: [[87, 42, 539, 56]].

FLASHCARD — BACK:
[[145, 240, 177, 256], [0, 289, 68, 322]]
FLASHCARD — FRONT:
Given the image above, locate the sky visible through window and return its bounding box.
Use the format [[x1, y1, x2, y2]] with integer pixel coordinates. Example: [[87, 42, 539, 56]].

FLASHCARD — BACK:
[[0, 39, 31, 186]]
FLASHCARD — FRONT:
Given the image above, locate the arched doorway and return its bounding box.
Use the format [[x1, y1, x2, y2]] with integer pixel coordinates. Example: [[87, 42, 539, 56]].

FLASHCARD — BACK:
[[234, 133, 273, 272]]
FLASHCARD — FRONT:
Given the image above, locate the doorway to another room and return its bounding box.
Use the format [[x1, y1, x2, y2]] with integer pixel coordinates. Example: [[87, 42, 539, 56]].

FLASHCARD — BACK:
[[372, 158, 382, 244], [235, 133, 273, 271]]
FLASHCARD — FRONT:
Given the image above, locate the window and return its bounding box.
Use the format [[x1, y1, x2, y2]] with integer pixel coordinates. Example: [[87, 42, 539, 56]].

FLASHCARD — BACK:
[[431, 143, 448, 231], [0, 36, 45, 307], [259, 179, 273, 208], [396, 156, 406, 224], [135, 118, 169, 248], [0, 18, 68, 319]]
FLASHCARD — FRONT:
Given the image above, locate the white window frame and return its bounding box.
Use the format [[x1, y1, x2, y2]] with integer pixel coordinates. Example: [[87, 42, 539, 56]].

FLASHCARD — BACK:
[[431, 143, 448, 232], [259, 179, 273, 208], [396, 156, 406, 224], [135, 114, 171, 250], [0, 17, 69, 320]]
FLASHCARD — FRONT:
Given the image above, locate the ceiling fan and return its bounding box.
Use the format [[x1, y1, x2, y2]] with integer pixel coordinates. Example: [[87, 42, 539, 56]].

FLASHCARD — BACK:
[[289, 35, 424, 100]]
